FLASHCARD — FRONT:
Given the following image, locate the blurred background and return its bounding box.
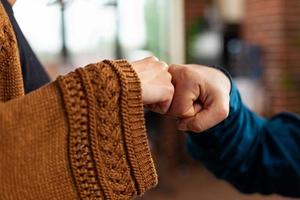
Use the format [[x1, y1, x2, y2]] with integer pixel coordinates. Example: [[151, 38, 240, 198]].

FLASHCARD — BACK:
[[13, 0, 300, 199]]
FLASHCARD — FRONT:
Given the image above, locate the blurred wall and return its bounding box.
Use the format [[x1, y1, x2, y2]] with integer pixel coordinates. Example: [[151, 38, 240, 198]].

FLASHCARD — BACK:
[[184, 0, 205, 29], [243, 0, 300, 115], [216, 0, 245, 23]]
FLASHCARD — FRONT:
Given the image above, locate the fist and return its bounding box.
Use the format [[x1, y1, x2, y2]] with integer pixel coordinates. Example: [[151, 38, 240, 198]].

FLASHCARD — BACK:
[[132, 57, 174, 114], [168, 64, 231, 132]]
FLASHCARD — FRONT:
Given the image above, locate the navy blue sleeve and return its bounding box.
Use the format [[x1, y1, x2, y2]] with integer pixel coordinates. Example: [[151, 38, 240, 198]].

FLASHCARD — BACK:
[[187, 72, 300, 198]]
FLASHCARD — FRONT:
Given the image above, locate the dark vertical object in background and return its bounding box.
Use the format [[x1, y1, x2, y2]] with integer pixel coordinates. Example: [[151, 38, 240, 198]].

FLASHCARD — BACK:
[[105, 0, 122, 59], [222, 23, 240, 74], [115, 1, 122, 59], [114, 0, 122, 59], [49, 0, 70, 64], [60, 0, 68, 63]]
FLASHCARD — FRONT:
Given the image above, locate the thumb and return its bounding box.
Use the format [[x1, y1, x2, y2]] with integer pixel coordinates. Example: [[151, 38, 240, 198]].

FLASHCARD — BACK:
[[177, 109, 210, 132], [169, 92, 201, 118], [177, 100, 229, 132]]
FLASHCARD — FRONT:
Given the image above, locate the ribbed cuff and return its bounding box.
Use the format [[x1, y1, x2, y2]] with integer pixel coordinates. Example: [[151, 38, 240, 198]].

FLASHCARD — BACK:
[[57, 71, 104, 199], [104, 60, 158, 195], [58, 60, 157, 200]]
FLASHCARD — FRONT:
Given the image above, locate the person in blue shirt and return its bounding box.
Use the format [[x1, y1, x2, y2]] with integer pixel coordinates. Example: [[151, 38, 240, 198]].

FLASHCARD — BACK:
[[167, 64, 300, 198]]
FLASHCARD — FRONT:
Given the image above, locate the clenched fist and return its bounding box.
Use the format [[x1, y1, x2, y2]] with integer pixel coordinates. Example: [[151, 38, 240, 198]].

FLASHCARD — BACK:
[[132, 57, 174, 114], [168, 64, 231, 132]]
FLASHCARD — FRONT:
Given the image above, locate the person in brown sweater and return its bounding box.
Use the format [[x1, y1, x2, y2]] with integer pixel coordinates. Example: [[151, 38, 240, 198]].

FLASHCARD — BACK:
[[0, 0, 174, 199]]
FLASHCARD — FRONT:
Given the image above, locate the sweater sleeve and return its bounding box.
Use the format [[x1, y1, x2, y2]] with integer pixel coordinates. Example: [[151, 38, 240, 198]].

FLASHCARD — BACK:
[[187, 71, 300, 198], [0, 60, 157, 200]]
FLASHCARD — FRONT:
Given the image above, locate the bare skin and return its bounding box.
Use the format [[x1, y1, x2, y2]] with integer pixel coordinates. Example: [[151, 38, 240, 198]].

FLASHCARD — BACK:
[[132, 57, 174, 114], [8, 0, 228, 132], [168, 64, 231, 132]]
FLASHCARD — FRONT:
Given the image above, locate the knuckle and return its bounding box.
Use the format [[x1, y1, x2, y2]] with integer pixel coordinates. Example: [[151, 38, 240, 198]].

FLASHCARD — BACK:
[[194, 114, 211, 132], [165, 86, 174, 101], [166, 72, 172, 81], [180, 66, 193, 79], [168, 84, 175, 96], [159, 61, 168, 66], [194, 121, 202, 131], [168, 64, 178, 73], [167, 103, 183, 117], [190, 119, 202, 132], [158, 61, 169, 71]]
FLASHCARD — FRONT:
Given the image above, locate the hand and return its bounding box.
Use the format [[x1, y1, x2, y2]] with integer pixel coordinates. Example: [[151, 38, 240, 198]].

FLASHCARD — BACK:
[[132, 57, 174, 114], [168, 64, 231, 132]]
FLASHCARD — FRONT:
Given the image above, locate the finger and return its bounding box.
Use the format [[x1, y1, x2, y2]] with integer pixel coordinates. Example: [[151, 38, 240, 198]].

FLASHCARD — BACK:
[[159, 61, 169, 70], [147, 83, 174, 114], [158, 95, 173, 114], [168, 64, 181, 75], [145, 104, 156, 111], [146, 98, 172, 114], [193, 102, 202, 113], [167, 65, 199, 117], [149, 101, 172, 114], [177, 99, 229, 132]]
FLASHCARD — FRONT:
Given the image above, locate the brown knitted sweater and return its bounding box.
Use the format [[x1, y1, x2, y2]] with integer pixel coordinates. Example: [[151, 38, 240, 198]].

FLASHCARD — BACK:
[[0, 2, 157, 199]]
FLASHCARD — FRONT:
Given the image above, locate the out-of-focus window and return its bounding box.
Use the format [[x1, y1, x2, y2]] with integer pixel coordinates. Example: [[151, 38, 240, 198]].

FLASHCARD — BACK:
[[13, 0, 184, 78], [14, 1, 61, 54], [14, 0, 117, 70]]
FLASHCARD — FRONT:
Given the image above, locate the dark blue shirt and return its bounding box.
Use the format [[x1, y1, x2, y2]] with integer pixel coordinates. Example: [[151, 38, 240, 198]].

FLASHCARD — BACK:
[[188, 71, 300, 198]]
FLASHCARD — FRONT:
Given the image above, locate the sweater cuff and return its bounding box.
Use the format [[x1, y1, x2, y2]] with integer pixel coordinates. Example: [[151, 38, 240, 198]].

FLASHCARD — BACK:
[[57, 60, 157, 199], [104, 60, 158, 194]]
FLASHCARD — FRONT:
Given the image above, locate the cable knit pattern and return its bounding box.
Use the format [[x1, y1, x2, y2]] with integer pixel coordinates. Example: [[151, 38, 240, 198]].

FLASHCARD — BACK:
[[57, 70, 104, 199], [0, 0, 157, 198], [102, 60, 157, 194], [57, 61, 157, 199]]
